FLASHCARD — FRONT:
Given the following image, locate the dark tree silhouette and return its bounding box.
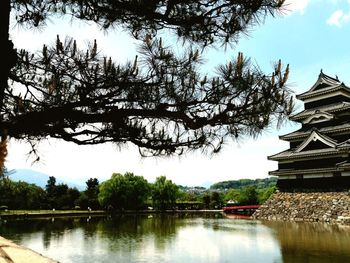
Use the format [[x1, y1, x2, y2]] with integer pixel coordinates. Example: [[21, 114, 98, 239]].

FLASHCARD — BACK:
[[85, 178, 100, 209], [1, 0, 293, 159], [86, 178, 99, 198]]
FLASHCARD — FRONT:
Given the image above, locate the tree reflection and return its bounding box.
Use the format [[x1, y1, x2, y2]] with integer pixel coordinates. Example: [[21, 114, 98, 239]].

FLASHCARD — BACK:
[[264, 221, 350, 263], [5, 215, 350, 263], [93, 214, 179, 251]]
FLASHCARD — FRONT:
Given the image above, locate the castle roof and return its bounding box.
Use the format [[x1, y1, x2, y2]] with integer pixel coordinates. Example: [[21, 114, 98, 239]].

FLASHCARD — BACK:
[[296, 71, 350, 101], [290, 102, 350, 121], [268, 130, 350, 161], [269, 161, 350, 176], [280, 123, 350, 141], [294, 130, 337, 152], [269, 167, 340, 176], [268, 147, 348, 161]]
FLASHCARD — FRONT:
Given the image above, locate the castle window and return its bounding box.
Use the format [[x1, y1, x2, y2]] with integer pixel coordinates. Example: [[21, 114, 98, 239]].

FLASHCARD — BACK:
[[333, 171, 341, 177]]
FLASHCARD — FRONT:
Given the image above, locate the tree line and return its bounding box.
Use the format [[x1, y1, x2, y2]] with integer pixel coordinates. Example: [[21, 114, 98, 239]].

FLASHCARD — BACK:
[[0, 175, 100, 210], [0, 172, 181, 211], [1, 171, 276, 211], [210, 177, 278, 191]]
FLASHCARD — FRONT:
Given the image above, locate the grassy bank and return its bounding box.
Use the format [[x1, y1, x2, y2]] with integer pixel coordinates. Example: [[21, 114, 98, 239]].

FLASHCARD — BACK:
[[0, 209, 222, 219], [0, 210, 107, 219]]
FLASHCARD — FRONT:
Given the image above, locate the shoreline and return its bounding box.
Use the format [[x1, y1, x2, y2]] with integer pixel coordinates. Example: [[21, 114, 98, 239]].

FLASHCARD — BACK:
[[0, 210, 107, 219], [0, 209, 223, 219]]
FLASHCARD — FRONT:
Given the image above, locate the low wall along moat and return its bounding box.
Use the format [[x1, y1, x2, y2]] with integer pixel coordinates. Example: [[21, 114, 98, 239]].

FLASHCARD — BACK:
[[253, 190, 350, 225]]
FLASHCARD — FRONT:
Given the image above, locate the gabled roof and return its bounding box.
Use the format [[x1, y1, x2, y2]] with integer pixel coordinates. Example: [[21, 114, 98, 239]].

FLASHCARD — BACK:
[[296, 71, 345, 100], [303, 111, 334, 124], [297, 83, 350, 101], [294, 130, 337, 152], [290, 102, 350, 121], [268, 131, 350, 161], [337, 139, 350, 148], [295, 71, 350, 101], [280, 123, 350, 141], [307, 71, 340, 92]]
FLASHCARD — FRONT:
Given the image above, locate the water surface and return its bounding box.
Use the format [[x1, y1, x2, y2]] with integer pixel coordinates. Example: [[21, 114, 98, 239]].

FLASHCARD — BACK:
[[0, 213, 350, 263]]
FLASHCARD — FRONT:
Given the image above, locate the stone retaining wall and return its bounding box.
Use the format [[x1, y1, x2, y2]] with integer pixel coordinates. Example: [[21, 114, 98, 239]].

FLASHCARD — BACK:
[[253, 191, 350, 225], [0, 236, 58, 263]]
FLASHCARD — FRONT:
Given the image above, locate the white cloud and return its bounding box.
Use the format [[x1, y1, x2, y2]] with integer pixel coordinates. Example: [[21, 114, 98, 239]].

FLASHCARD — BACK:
[[326, 9, 350, 26], [327, 10, 345, 26], [284, 0, 312, 15]]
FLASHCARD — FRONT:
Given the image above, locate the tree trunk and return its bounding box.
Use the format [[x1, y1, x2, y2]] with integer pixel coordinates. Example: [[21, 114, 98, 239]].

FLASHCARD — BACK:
[[0, 0, 15, 112], [0, 0, 12, 171]]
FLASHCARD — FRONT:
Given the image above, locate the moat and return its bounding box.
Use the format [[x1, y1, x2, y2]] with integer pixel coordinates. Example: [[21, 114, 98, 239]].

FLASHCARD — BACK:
[[1, 213, 350, 263]]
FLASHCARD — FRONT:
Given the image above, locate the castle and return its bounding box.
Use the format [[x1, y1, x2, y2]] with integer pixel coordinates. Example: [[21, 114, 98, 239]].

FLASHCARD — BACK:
[[269, 71, 350, 191]]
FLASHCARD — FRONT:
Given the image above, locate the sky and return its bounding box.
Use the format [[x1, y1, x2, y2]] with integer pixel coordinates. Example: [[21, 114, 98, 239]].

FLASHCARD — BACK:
[[6, 0, 350, 187]]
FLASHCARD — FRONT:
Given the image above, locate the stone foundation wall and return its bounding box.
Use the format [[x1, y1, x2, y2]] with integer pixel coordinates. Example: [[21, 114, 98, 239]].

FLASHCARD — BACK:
[[253, 191, 350, 224]]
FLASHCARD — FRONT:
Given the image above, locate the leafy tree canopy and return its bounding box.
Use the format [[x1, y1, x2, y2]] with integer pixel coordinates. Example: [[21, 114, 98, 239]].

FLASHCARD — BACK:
[[237, 185, 259, 205], [1, 0, 293, 158], [85, 178, 99, 198], [152, 175, 178, 210], [0, 177, 46, 209], [210, 177, 277, 190], [98, 172, 150, 210]]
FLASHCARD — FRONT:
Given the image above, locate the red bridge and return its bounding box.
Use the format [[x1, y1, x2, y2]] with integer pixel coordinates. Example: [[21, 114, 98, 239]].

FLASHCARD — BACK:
[[222, 205, 260, 215]]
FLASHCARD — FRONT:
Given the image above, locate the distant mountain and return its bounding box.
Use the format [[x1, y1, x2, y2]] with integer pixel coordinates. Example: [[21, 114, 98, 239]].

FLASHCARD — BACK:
[[210, 177, 277, 190], [9, 169, 85, 190]]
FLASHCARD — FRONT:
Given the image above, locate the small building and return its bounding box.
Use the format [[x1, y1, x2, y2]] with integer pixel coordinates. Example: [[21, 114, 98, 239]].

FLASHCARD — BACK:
[[269, 71, 350, 190]]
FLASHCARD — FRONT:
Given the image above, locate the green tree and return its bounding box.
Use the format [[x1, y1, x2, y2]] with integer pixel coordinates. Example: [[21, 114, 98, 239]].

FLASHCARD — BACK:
[[202, 193, 211, 209], [45, 176, 57, 208], [224, 189, 240, 203], [210, 177, 278, 191], [45, 176, 80, 209], [86, 178, 99, 198], [0, 0, 293, 162], [75, 192, 88, 209], [0, 176, 12, 208], [45, 176, 56, 193], [12, 181, 47, 209], [238, 186, 259, 205], [210, 191, 223, 209], [151, 176, 179, 210], [0, 178, 46, 209], [85, 178, 100, 209], [63, 187, 81, 209], [258, 186, 277, 204], [98, 172, 150, 210]]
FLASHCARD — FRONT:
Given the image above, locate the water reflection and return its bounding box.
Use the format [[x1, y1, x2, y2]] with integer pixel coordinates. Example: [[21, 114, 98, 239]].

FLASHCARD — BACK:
[[263, 221, 350, 263], [0, 214, 349, 263]]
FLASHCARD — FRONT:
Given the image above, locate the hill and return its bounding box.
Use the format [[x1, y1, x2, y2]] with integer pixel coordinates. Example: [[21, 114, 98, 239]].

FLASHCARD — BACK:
[[8, 169, 85, 190], [210, 177, 277, 191]]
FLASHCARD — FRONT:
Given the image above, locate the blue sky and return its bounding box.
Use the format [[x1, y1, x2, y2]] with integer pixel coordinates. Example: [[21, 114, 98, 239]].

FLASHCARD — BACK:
[[6, 0, 350, 187], [206, 0, 350, 90]]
